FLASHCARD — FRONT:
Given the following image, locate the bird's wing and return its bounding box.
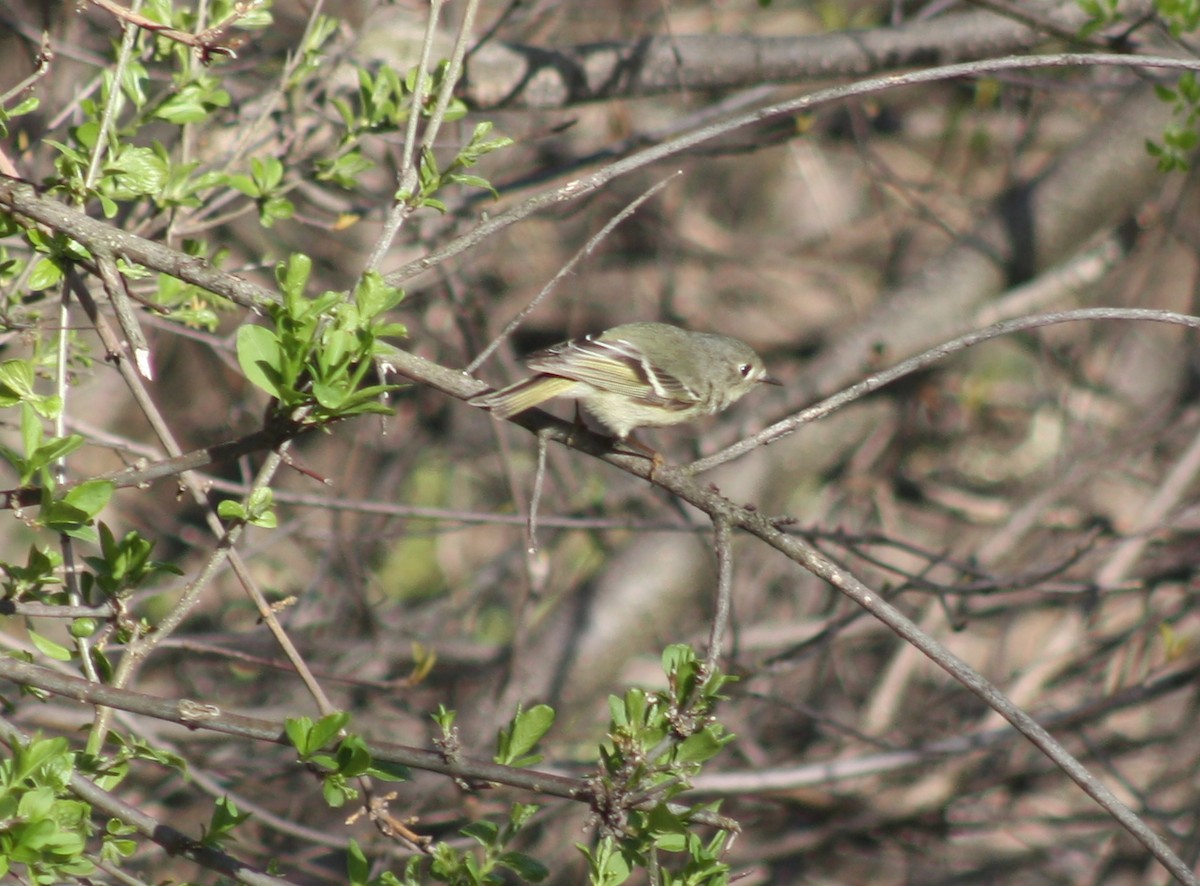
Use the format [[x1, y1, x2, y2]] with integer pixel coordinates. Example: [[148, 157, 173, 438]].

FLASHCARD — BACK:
[[525, 335, 699, 409]]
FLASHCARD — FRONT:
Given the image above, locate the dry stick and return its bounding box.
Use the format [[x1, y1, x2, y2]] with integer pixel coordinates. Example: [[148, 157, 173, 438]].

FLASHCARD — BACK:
[[467, 172, 682, 374], [362, 0, 445, 271], [83, 0, 141, 191], [71, 422, 1025, 543], [491, 427, 552, 724], [974, 233, 1130, 325], [387, 309, 1200, 883], [63, 272, 336, 742], [647, 478, 1198, 884], [693, 658, 1200, 794], [388, 53, 1200, 286], [691, 307, 1200, 473], [86, 0, 248, 61], [0, 422, 309, 511], [0, 175, 279, 312], [37, 401, 684, 526], [0, 656, 737, 832], [97, 254, 151, 378], [0, 715, 297, 886], [224, 454, 339, 717], [54, 277, 101, 689], [420, 0, 481, 170], [365, 0, 481, 270], [222, 0, 328, 170], [125, 445, 338, 716], [200, 474, 680, 530], [0, 30, 51, 106], [527, 430, 550, 556], [704, 517, 734, 677], [48, 7, 145, 736], [0, 601, 115, 618]]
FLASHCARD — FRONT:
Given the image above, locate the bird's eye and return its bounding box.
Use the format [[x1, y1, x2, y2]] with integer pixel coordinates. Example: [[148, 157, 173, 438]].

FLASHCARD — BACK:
[[738, 363, 753, 377]]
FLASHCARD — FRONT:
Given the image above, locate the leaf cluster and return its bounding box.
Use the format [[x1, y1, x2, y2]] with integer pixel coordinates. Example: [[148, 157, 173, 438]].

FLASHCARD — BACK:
[[236, 255, 406, 423]]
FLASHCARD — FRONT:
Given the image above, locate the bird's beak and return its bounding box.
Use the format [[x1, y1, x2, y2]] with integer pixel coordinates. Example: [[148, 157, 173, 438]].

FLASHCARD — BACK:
[[760, 374, 783, 386]]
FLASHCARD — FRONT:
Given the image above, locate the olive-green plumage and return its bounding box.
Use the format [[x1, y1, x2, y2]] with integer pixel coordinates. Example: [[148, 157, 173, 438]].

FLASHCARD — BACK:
[[470, 322, 778, 438]]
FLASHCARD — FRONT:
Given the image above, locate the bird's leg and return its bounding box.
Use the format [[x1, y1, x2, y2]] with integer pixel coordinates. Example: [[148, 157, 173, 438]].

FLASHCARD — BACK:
[[566, 403, 588, 447], [616, 434, 666, 479]]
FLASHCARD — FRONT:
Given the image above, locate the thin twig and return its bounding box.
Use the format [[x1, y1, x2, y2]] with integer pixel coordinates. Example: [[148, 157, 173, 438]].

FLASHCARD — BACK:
[[0, 655, 732, 830], [690, 308, 1200, 473], [365, 0, 483, 270], [527, 430, 550, 557], [704, 517, 734, 676], [0, 30, 52, 105], [694, 657, 1200, 794], [86, 0, 250, 63], [0, 714, 297, 885], [0, 175, 279, 312], [97, 254, 151, 378], [381, 307, 1200, 883], [467, 172, 680, 374], [388, 53, 1200, 285]]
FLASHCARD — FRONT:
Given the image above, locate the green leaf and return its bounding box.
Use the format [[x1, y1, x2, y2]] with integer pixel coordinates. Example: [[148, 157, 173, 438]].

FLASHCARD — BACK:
[[495, 704, 555, 766], [445, 172, 498, 199], [0, 359, 36, 404], [62, 480, 114, 519], [28, 629, 74, 661], [365, 759, 410, 782], [39, 492, 99, 535], [34, 434, 85, 468], [16, 735, 72, 778], [260, 195, 294, 226], [106, 145, 168, 198], [461, 820, 499, 846], [27, 257, 63, 291], [217, 499, 246, 521], [322, 773, 356, 807], [354, 271, 405, 318], [347, 839, 370, 885], [498, 851, 549, 881], [236, 324, 284, 398], [244, 487, 277, 528], [335, 734, 372, 777], [154, 94, 209, 124], [228, 174, 259, 196], [202, 795, 251, 847], [251, 157, 284, 190], [308, 711, 350, 750], [285, 716, 316, 755], [311, 377, 348, 409], [277, 253, 312, 305], [675, 727, 729, 765]]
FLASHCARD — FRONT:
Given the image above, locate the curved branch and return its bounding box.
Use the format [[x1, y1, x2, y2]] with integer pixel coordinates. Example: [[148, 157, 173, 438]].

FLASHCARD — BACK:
[[458, 4, 1120, 108], [390, 53, 1200, 284], [0, 713, 295, 886], [384, 307, 1200, 884], [0, 655, 736, 832]]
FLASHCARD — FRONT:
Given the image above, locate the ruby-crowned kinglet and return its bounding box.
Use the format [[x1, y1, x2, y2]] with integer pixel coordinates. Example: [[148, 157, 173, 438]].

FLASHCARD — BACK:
[[470, 322, 780, 439]]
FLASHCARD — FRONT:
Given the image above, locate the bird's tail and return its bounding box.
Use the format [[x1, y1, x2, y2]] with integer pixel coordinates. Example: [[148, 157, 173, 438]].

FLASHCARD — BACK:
[[468, 376, 578, 419]]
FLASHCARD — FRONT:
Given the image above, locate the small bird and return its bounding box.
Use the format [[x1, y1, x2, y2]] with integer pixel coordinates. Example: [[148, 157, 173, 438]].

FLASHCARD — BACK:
[[469, 321, 780, 441]]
